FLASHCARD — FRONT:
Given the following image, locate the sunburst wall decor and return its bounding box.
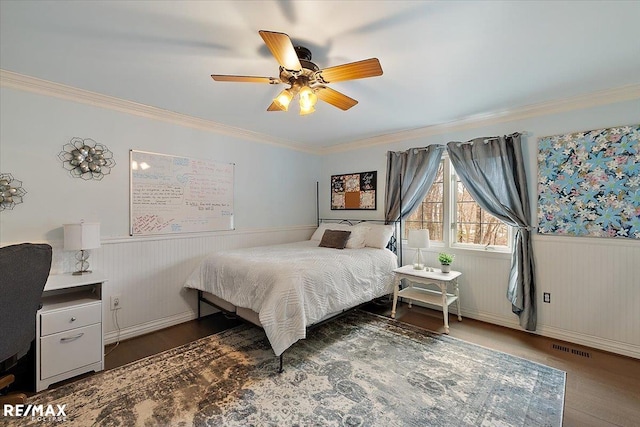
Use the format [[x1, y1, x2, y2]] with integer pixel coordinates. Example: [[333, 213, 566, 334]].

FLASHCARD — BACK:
[[0, 173, 27, 211], [58, 137, 116, 180]]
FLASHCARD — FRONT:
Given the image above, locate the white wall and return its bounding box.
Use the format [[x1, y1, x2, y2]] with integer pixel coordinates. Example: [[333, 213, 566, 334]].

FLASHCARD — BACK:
[[0, 87, 319, 242], [320, 99, 640, 358], [2, 81, 639, 359], [0, 86, 320, 339]]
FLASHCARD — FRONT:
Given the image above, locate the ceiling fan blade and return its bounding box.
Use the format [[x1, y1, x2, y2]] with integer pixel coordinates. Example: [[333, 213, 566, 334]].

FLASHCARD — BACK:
[[317, 58, 383, 83], [316, 87, 358, 111], [258, 30, 302, 71], [211, 74, 280, 84]]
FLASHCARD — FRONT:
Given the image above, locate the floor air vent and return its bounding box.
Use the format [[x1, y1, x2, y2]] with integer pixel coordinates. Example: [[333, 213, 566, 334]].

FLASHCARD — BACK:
[[552, 343, 591, 358]]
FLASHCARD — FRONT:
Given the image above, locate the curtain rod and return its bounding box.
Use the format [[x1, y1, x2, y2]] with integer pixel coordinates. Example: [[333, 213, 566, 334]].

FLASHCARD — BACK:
[[384, 132, 531, 155]]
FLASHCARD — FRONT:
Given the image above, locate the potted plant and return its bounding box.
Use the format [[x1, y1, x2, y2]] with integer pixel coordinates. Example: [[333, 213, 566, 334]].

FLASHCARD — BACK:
[[438, 252, 454, 273]]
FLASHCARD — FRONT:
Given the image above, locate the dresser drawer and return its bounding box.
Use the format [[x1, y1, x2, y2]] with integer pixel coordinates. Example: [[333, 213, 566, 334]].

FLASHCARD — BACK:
[[40, 301, 101, 336], [40, 323, 102, 380]]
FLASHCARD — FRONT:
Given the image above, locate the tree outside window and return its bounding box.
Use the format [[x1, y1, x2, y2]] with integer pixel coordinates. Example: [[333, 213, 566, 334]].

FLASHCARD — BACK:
[[405, 161, 444, 241], [455, 177, 509, 246], [404, 159, 510, 250]]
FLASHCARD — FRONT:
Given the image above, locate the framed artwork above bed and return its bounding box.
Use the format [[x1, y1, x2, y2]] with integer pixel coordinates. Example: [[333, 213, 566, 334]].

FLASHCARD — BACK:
[[331, 171, 377, 210]]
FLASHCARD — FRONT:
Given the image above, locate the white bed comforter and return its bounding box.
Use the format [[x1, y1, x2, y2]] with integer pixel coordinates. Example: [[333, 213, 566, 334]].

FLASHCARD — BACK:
[[185, 240, 397, 356]]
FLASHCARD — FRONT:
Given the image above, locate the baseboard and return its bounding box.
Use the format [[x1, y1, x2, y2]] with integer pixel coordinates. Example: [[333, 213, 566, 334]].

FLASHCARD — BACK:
[[105, 303, 639, 359], [459, 309, 640, 360], [104, 311, 197, 345], [405, 300, 640, 359], [534, 324, 640, 360]]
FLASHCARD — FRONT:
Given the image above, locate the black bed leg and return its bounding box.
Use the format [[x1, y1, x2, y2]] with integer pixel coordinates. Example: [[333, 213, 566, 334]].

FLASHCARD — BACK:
[[197, 290, 202, 319], [278, 354, 284, 374]]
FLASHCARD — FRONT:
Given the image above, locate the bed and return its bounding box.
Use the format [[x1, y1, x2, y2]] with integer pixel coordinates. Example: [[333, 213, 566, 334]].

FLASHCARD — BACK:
[[184, 221, 398, 360]]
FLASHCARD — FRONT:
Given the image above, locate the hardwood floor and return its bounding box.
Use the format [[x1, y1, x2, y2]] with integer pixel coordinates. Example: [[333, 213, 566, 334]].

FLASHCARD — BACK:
[[104, 312, 241, 370], [100, 306, 639, 427]]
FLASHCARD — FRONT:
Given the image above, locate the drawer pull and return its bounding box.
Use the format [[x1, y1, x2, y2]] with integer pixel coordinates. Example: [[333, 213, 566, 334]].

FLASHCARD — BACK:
[[60, 333, 84, 342], [71, 317, 77, 322]]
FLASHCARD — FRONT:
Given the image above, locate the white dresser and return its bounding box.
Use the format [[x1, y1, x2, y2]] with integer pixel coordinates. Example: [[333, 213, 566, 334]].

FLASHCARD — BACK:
[[36, 272, 107, 392]]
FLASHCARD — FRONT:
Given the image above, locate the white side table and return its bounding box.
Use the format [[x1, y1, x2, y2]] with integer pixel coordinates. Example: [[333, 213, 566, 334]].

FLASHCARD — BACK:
[[391, 265, 462, 334], [36, 272, 107, 391]]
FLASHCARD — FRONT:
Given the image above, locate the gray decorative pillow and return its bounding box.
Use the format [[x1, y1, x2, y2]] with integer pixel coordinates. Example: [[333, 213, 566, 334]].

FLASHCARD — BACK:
[[319, 229, 352, 249]]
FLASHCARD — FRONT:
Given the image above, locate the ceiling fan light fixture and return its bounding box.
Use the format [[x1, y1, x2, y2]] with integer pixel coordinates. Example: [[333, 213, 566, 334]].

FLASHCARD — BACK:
[[273, 89, 294, 111], [298, 86, 318, 112], [299, 105, 316, 116]]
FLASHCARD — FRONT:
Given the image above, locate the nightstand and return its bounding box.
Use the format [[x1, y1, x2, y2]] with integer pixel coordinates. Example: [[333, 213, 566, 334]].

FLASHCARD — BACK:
[[391, 265, 462, 334], [36, 272, 107, 392]]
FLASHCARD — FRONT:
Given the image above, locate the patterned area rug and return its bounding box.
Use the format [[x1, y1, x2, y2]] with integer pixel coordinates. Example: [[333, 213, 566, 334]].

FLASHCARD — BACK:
[[10, 311, 565, 426]]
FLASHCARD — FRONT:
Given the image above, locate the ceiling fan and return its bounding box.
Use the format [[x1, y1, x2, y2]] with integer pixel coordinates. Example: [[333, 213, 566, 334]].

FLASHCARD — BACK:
[[211, 30, 383, 115]]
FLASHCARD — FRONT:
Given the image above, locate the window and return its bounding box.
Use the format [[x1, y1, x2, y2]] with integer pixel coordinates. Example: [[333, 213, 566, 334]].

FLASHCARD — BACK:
[[405, 161, 445, 242], [404, 159, 511, 251], [455, 175, 510, 247]]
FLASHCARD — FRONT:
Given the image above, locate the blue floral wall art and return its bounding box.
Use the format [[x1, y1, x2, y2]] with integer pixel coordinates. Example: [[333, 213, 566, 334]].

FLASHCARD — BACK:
[[537, 124, 640, 239]]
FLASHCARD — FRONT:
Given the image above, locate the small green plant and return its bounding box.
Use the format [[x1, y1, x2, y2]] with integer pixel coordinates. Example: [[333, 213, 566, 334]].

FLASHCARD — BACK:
[[438, 252, 455, 265]]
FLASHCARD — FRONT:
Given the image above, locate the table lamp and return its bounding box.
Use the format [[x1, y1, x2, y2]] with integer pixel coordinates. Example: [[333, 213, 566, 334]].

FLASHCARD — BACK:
[[408, 229, 429, 270], [64, 222, 101, 275]]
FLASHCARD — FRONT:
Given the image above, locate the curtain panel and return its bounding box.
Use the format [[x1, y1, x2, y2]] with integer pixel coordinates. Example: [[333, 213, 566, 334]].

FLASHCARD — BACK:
[[384, 145, 446, 223], [447, 133, 536, 330]]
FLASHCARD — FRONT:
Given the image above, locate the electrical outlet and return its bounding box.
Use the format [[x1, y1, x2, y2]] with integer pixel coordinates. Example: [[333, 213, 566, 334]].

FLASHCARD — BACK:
[[543, 292, 551, 303], [110, 295, 122, 311]]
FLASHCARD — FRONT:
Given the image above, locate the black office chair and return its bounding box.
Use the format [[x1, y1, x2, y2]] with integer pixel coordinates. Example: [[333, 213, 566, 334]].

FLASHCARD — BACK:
[[0, 243, 52, 403]]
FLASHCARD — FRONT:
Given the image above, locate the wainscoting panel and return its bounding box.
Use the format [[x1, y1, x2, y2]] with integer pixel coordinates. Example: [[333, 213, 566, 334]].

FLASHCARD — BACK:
[[90, 226, 315, 344], [409, 248, 514, 324], [37, 226, 640, 357], [534, 234, 640, 358], [408, 235, 639, 359]]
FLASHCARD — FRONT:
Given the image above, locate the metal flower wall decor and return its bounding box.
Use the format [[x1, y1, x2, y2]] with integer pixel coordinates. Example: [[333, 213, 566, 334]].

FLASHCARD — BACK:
[[58, 137, 115, 180], [0, 173, 27, 211]]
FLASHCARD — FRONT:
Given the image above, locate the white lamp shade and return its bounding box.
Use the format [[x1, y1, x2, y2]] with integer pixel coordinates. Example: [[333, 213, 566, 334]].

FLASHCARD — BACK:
[[64, 223, 101, 250], [408, 229, 430, 249]]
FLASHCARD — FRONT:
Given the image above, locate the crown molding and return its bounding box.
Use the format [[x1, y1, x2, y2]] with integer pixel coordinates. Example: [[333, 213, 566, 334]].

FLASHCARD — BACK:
[[0, 69, 318, 154], [319, 83, 640, 154], [3, 69, 638, 156]]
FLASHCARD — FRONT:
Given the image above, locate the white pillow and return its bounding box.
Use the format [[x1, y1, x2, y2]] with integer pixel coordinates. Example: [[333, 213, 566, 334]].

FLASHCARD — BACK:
[[310, 223, 352, 241], [358, 223, 395, 249], [345, 225, 370, 249]]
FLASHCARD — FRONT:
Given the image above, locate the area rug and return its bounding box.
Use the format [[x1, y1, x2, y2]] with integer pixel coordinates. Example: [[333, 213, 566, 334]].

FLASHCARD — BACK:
[[9, 311, 565, 426]]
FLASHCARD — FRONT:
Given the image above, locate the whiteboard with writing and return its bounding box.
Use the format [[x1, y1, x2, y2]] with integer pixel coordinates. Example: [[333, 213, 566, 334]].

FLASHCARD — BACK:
[[130, 150, 234, 235]]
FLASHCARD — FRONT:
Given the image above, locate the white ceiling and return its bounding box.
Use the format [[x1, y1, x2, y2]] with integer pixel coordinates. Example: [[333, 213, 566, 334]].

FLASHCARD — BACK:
[[2, 1, 639, 151]]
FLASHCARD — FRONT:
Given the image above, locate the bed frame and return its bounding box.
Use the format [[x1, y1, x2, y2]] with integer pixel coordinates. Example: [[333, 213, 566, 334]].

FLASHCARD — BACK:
[[196, 290, 384, 373], [196, 181, 403, 372], [195, 217, 400, 373]]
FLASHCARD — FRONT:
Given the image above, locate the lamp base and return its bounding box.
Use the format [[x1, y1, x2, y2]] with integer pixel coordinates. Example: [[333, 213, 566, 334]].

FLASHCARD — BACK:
[[412, 248, 425, 270], [73, 250, 93, 275], [72, 270, 93, 276]]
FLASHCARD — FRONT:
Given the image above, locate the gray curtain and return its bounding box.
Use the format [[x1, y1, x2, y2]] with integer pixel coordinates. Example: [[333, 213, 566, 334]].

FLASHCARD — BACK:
[[447, 133, 536, 330], [384, 145, 446, 223]]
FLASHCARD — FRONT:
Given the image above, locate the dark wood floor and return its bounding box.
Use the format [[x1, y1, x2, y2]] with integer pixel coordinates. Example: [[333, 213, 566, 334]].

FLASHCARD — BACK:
[[98, 303, 639, 427], [104, 312, 241, 369]]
